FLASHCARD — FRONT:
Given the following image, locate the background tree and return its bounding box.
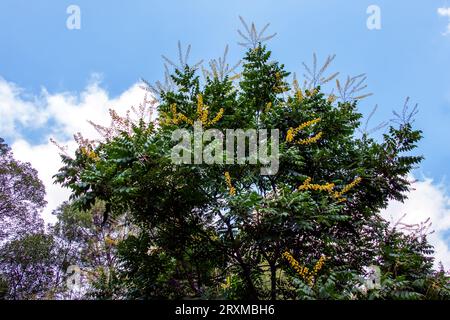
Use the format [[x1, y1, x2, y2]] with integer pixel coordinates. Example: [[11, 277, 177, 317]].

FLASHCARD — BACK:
[[0, 137, 46, 241], [46, 201, 130, 299], [0, 233, 55, 300], [0, 138, 49, 299]]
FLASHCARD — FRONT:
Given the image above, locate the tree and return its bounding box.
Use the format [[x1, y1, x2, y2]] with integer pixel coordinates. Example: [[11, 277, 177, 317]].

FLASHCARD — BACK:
[[0, 137, 46, 241], [0, 138, 50, 299], [54, 21, 449, 300], [0, 233, 56, 300], [46, 201, 130, 299]]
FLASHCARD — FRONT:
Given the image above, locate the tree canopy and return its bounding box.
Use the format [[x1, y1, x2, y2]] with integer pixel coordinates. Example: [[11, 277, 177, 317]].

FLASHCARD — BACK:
[[52, 41, 449, 299]]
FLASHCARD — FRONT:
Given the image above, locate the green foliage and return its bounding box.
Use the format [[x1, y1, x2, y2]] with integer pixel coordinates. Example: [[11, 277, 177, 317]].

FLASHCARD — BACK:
[[0, 276, 8, 300]]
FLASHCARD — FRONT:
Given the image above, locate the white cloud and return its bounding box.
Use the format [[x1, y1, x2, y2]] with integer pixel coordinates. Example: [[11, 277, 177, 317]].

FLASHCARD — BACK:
[[43, 76, 145, 139], [0, 77, 48, 138], [381, 176, 450, 270], [438, 7, 450, 35], [438, 7, 450, 17], [0, 75, 146, 223]]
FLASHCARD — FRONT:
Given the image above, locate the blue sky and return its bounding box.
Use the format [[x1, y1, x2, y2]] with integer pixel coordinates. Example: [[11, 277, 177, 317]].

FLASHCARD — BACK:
[[1, 0, 450, 266], [1, 0, 450, 177]]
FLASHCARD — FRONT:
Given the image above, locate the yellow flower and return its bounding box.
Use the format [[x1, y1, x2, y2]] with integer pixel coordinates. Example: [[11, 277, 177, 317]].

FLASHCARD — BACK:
[[282, 252, 305, 278], [306, 275, 314, 286], [221, 275, 232, 289], [197, 94, 210, 125], [80, 146, 100, 161], [104, 236, 117, 246], [332, 177, 362, 202], [341, 177, 362, 194], [201, 107, 209, 124], [197, 94, 204, 118], [208, 108, 224, 126], [282, 251, 323, 287], [298, 118, 321, 131], [161, 103, 184, 125], [170, 104, 181, 124], [88, 151, 100, 161], [170, 103, 177, 115], [229, 73, 241, 81], [298, 177, 335, 193], [297, 176, 362, 203], [177, 113, 194, 125], [292, 78, 300, 91], [224, 172, 236, 196], [285, 118, 321, 143], [168, 95, 225, 127], [286, 128, 295, 143], [297, 131, 323, 145], [312, 256, 326, 275], [305, 88, 317, 97], [327, 94, 336, 104], [295, 89, 303, 102]]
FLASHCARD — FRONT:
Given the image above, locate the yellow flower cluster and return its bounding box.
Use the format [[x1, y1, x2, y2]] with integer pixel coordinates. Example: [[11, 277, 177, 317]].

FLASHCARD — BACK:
[[162, 95, 224, 127], [229, 73, 241, 81], [332, 177, 363, 202], [282, 252, 310, 280], [104, 236, 118, 246], [296, 89, 303, 102], [221, 275, 232, 290], [312, 255, 326, 275], [290, 81, 319, 102], [341, 176, 363, 194], [285, 131, 294, 143], [283, 251, 327, 286], [291, 79, 304, 102], [224, 172, 236, 196], [197, 94, 207, 121], [80, 147, 100, 162], [274, 72, 289, 93], [209, 108, 224, 126], [297, 132, 323, 145], [298, 177, 335, 193], [327, 94, 337, 104], [286, 118, 321, 143], [298, 176, 363, 203], [305, 88, 318, 97], [161, 104, 188, 125], [275, 72, 282, 80]]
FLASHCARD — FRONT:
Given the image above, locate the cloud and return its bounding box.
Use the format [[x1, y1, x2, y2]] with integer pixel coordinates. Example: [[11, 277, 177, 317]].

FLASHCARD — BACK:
[[438, 7, 450, 17], [438, 7, 450, 35], [0, 77, 48, 138], [0, 75, 146, 223], [42, 76, 146, 140], [381, 176, 450, 270]]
